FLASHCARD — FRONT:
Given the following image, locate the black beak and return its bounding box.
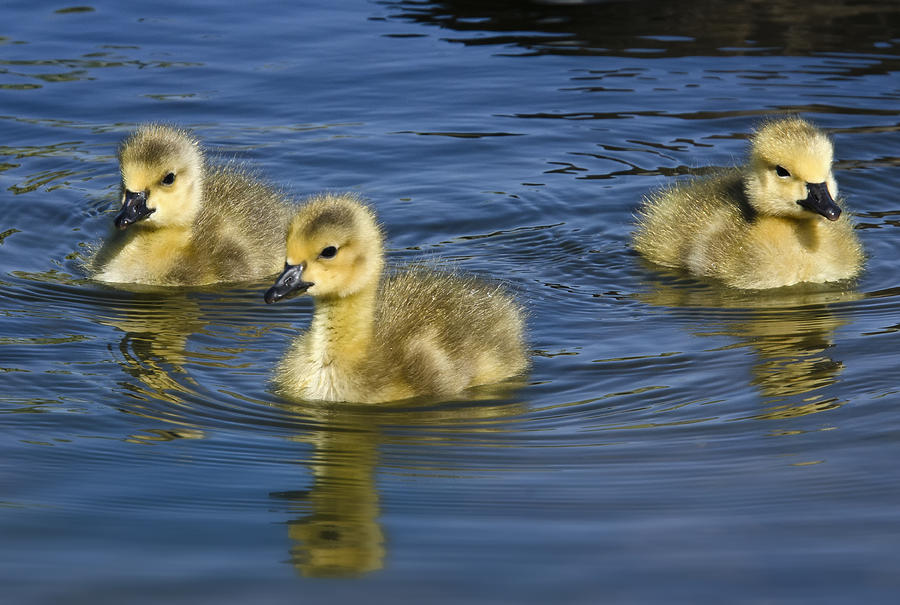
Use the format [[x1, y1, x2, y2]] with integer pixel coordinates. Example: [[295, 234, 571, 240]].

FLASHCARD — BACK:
[[264, 263, 313, 304], [114, 190, 155, 230], [797, 182, 841, 221]]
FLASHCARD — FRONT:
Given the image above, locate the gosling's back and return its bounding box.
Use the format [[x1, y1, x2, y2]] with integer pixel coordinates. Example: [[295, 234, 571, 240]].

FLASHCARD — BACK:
[[373, 269, 528, 395], [185, 164, 296, 283], [633, 170, 749, 274]]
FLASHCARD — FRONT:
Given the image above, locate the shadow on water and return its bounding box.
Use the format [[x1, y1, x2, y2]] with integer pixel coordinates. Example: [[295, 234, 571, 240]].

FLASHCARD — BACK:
[[381, 0, 900, 59]]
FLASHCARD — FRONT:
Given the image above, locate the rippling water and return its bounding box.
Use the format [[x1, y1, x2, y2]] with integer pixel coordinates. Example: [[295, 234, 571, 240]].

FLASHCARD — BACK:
[[2, 0, 900, 602]]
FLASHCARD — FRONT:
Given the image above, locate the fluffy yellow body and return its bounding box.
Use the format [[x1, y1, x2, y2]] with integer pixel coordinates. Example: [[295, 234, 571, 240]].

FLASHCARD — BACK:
[[268, 194, 529, 403], [632, 118, 863, 289], [91, 124, 295, 285]]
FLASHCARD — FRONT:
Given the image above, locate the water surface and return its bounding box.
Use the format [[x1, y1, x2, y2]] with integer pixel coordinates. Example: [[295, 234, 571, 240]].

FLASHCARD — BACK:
[[2, 1, 900, 603]]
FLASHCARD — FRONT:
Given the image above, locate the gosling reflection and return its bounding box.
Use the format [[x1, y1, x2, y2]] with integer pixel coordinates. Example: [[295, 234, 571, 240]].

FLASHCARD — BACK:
[[708, 308, 847, 401], [95, 291, 206, 439], [274, 423, 384, 577], [274, 396, 527, 577], [638, 274, 861, 415]]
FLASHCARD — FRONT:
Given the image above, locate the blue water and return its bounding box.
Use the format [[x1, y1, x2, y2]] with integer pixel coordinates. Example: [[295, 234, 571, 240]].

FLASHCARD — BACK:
[[2, 0, 900, 602]]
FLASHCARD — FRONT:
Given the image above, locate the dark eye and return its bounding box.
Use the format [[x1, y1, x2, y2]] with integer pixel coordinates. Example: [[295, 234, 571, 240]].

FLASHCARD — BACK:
[[319, 246, 338, 259], [775, 165, 791, 178], [161, 172, 176, 185]]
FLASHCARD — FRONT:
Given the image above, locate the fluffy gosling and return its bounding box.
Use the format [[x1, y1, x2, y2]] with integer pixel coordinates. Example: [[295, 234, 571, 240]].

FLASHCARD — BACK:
[[91, 124, 295, 285], [264, 194, 529, 403], [632, 117, 863, 289]]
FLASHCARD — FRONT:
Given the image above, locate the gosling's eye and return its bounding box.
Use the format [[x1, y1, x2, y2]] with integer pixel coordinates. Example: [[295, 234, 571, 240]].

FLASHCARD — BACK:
[[775, 165, 791, 178], [319, 246, 338, 259], [161, 172, 176, 186]]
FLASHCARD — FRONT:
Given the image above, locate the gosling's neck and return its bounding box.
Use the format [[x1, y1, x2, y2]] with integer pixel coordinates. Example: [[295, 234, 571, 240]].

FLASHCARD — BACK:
[[754, 206, 833, 253], [307, 283, 378, 368], [123, 221, 194, 260]]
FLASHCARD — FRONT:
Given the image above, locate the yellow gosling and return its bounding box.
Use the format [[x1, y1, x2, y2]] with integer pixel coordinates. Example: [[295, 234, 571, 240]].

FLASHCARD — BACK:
[[91, 124, 295, 285], [264, 194, 529, 403], [632, 117, 863, 289]]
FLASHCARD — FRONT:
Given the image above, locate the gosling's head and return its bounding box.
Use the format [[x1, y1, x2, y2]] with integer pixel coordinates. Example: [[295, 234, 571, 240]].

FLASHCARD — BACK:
[[115, 124, 204, 230], [744, 117, 841, 221], [264, 194, 385, 304]]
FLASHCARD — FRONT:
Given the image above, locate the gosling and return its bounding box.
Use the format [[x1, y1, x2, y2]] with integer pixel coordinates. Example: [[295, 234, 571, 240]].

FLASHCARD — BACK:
[[264, 194, 529, 403], [91, 124, 295, 285], [632, 117, 863, 289]]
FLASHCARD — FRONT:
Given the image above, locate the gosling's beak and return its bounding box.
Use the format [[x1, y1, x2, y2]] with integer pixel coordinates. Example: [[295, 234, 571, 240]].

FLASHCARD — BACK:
[[114, 190, 155, 230], [798, 182, 841, 221], [264, 262, 313, 304]]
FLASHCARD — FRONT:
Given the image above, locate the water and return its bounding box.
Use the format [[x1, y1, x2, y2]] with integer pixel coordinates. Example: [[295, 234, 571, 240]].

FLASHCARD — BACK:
[[2, 0, 900, 602]]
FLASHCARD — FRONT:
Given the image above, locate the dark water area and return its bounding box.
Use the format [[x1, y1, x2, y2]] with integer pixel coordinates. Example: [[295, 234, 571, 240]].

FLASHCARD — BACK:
[[2, 0, 899, 603]]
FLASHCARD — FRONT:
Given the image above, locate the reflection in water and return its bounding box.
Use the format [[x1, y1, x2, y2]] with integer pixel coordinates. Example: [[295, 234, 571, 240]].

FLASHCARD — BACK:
[[637, 272, 861, 417], [697, 307, 847, 418], [707, 309, 847, 402], [95, 291, 207, 440], [274, 397, 527, 577], [275, 423, 384, 578]]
